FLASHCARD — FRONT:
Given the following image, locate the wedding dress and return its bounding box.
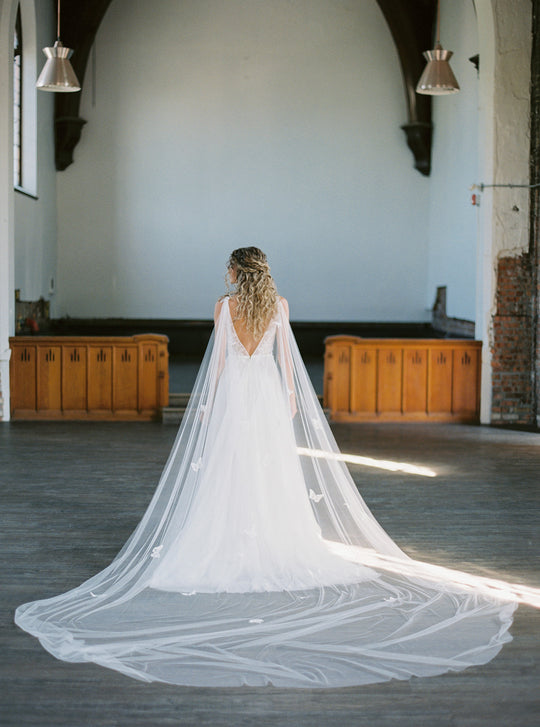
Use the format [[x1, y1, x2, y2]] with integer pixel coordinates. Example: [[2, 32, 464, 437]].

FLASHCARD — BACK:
[[14, 298, 517, 687]]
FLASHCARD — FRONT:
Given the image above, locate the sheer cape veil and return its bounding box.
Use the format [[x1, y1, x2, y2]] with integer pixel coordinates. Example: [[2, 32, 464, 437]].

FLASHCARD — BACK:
[[14, 299, 517, 687]]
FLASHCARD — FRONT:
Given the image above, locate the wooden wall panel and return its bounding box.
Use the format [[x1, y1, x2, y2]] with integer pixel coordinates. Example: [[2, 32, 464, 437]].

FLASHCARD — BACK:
[[324, 341, 353, 417], [352, 348, 377, 414], [377, 348, 402, 414], [62, 346, 87, 411], [88, 346, 113, 411], [113, 346, 138, 411], [9, 335, 169, 420], [139, 343, 158, 411], [403, 348, 427, 414], [428, 349, 453, 413], [37, 346, 62, 412], [335, 344, 352, 414], [324, 337, 481, 423], [10, 345, 36, 411], [452, 347, 480, 415]]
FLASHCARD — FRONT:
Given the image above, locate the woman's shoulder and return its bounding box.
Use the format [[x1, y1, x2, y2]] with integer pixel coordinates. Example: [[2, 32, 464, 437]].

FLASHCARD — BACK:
[[278, 296, 289, 315], [214, 295, 231, 322]]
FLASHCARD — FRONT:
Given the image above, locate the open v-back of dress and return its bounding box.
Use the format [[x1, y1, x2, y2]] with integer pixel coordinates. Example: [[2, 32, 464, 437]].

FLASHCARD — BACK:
[[14, 298, 517, 687]]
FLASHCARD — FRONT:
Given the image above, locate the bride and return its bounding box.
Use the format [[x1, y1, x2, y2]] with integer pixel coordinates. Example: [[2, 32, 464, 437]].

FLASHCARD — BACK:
[[15, 247, 518, 688]]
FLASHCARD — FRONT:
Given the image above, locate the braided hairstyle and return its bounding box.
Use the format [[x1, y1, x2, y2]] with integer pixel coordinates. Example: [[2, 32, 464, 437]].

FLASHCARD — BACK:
[[226, 247, 278, 337]]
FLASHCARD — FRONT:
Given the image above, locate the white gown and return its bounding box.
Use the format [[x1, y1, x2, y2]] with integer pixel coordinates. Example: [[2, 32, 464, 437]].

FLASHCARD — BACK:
[[14, 298, 518, 688], [149, 299, 376, 593]]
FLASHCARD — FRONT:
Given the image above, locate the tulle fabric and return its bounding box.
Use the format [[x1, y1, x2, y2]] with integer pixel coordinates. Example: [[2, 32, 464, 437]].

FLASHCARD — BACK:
[[14, 299, 517, 687]]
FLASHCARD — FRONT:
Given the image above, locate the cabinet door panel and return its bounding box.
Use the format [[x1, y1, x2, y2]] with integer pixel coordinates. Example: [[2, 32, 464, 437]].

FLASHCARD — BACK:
[[403, 349, 427, 413], [11, 346, 36, 411], [37, 346, 62, 411], [88, 347, 113, 410], [140, 344, 158, 410], [352, 348, 377, 414], [428, 349, 453, 413], [114, 346, 138, 411], [377, 348, 402, 413], [453, 348, 480, 414], [63, 346, 88, 411]]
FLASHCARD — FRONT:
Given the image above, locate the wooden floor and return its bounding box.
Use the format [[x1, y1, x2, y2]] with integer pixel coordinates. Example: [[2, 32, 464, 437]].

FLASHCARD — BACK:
[[1, 421, 539, 727]]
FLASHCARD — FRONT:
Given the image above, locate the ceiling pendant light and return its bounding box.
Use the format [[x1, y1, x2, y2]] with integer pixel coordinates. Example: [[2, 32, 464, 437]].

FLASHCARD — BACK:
[[416, 0, 460, 96], [36, 0, 80, 92]]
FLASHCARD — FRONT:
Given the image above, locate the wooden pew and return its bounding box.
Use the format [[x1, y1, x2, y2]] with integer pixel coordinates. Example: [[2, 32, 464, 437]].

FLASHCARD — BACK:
[[324, 337, 481, 422], [9, 334, 169, 420]]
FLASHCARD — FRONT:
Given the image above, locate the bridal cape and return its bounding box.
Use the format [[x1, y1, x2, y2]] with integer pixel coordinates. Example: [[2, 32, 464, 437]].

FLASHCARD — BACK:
[[15, 298, 517, 687]]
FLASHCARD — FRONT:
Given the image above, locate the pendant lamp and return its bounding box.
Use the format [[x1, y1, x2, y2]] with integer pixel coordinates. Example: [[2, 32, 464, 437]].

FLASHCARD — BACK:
[[416, 0, 459, 95], [36, 0, 80, 92]]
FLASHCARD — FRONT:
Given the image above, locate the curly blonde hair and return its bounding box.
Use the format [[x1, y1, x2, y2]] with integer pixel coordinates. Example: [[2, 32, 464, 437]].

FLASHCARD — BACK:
[[226, 247, 278, 337]]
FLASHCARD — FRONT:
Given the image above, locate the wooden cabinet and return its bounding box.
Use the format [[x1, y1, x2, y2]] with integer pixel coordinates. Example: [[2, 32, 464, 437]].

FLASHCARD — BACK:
[[324, 337, 481, 422], [9, 335, 169, 420]]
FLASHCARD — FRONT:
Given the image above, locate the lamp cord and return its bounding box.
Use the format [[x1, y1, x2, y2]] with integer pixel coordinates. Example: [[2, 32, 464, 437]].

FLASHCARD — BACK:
[[57, 0, 60, 41]]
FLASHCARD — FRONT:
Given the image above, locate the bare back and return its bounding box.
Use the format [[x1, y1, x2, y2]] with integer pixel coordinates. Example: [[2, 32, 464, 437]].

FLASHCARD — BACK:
[[214, 296, 289, 356]]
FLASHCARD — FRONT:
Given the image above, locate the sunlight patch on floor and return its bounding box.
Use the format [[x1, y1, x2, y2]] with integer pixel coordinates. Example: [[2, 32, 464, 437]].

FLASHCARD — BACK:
[[326, 542, 540, 609], [298, 447, 437, 478]]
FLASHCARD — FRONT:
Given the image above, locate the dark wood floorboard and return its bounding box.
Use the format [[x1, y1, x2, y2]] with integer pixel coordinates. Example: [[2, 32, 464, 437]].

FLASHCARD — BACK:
[[1, 421, 539, 727]]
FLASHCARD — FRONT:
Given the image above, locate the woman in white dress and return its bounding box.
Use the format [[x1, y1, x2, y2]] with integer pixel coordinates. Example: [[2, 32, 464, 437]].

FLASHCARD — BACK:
[[15, 247, 517, 688]]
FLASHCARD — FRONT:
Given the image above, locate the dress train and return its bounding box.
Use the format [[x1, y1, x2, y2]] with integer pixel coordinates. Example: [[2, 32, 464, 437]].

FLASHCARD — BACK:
[[14, 298, 517, 687]]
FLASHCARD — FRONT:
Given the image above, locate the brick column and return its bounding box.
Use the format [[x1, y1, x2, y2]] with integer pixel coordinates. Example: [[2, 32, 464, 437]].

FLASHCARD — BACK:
[[491, 0, 539, 426], [491, 256, 534, 423], [531, 0, 540, 426]]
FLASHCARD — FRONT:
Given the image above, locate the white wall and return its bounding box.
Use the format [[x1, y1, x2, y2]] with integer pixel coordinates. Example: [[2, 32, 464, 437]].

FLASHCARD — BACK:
[[0, 0, 18, 421], [56, 0, 431, 321], [426, 0, 479, 322], [13, 0, 57, 309], [0, 0, 55, 420]]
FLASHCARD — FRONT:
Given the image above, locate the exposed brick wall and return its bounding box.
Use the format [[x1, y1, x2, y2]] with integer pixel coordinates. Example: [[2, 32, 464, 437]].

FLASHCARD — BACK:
[[531, 0, 540, 426], [491, 254, 535, 424]]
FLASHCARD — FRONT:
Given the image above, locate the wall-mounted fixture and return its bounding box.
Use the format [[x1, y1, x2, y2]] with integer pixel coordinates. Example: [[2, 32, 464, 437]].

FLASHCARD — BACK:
[[36, 0, 80, 92], [416, 0, 459, 95]]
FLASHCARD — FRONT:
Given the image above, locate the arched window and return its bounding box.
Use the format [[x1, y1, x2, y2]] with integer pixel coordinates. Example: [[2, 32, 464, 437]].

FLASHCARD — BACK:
[[13, 0, 37, 197], [13, 3, 22, 188]]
